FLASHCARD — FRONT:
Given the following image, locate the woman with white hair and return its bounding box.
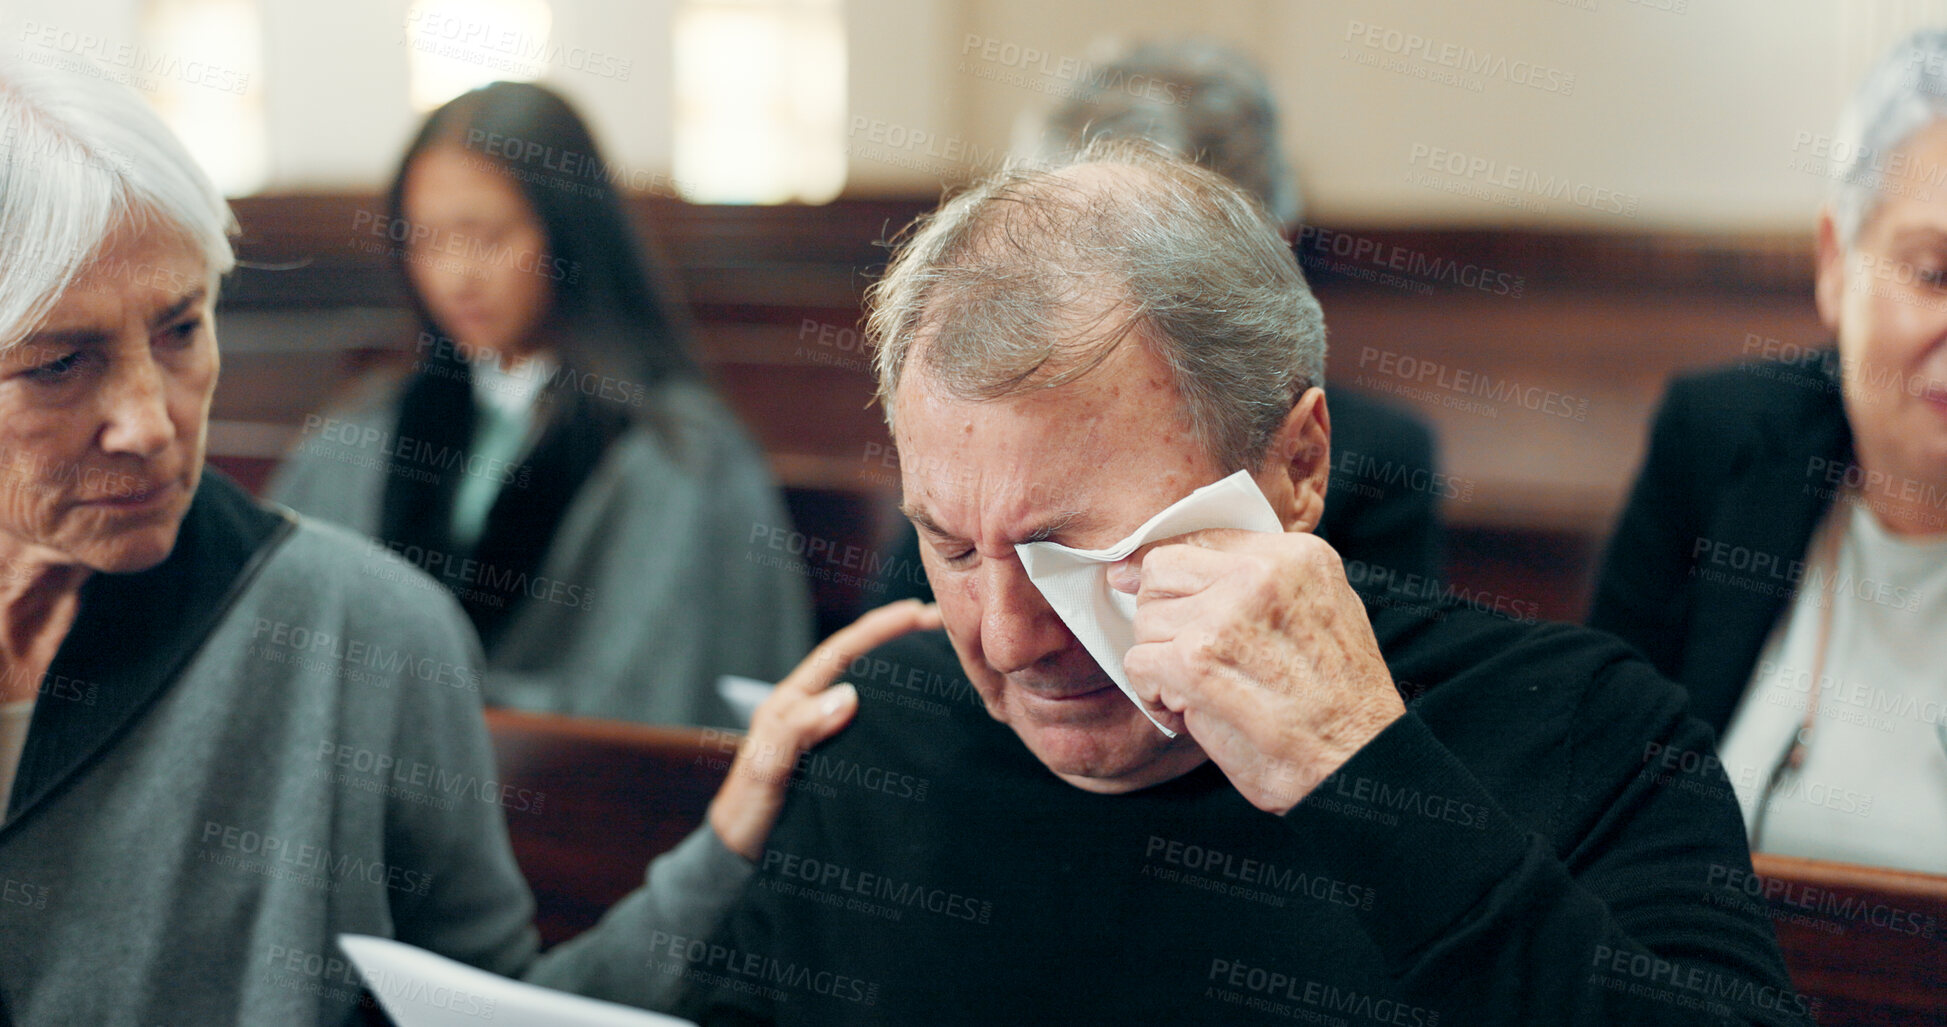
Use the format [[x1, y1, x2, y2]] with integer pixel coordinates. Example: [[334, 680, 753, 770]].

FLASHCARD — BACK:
[[0, 58, 938, 1024], [1591, 29, 1947, 874]]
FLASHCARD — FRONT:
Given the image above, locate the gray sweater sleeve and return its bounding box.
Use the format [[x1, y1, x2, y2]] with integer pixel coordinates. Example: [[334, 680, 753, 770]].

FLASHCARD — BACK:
[[387, 635, 756, 1010], [522, 826, 756, 1009], [263, 383, 398, 537], [347, 531, 755, 1012]]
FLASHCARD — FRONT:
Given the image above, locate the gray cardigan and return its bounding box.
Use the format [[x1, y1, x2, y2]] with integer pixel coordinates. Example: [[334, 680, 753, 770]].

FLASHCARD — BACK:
[[0, 476, 748, 1024], [268, 374, 813, 728]]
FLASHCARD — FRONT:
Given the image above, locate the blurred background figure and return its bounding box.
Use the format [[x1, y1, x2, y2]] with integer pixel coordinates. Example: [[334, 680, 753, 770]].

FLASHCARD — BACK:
[[269, 82, 810, 728], [874, 38, 1443, 605], [1590, 29, 1947, 874]]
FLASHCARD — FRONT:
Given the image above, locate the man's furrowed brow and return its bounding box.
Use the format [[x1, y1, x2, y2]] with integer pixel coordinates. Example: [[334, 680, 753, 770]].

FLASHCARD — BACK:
[[902, 504, 960, 542], [903, 504, 1086, 546], [1017, 510, 1083, 545]]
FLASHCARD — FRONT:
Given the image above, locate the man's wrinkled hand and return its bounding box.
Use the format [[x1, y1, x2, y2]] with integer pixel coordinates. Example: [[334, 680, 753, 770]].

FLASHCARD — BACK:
[[1110, 529, 1403, 815]]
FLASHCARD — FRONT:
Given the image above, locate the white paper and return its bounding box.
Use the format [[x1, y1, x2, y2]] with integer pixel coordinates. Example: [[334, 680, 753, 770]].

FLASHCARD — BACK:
[[1013, 470, 1284, 737], [715, 674, 776, 728], [339, 934, 698, 1027]]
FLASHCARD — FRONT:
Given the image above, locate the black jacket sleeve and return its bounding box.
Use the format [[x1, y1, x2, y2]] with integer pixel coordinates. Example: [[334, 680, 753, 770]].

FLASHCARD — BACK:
[[1282, 655, 1812, 1026]]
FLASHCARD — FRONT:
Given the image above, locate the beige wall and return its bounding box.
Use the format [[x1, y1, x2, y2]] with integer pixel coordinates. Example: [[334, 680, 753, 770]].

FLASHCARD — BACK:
[[902, 0, 1869, 232], [838, 0, 1947, 232], [9, 0, 1947, 231]]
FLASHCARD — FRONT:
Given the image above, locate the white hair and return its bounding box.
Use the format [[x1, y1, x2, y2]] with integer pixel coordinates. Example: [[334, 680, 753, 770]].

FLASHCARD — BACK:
[[869, 139, 1325, 472], [1831, 29, 1947, 247], [0, 55, 235, 349]]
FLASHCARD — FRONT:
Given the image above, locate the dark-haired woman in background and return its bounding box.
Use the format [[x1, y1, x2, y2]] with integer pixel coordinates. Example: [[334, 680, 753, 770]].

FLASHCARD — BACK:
[[272, 82, 809, 726]]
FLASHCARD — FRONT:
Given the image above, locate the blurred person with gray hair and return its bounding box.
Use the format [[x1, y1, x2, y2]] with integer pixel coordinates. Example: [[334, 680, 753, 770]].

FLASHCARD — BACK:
[[1035, 37, 1303, 226], [875, 38, 1443, 612], [1591, 29, 1947, 874], [0, 56, 940, 1025], [680, 142, 1806, 1027]]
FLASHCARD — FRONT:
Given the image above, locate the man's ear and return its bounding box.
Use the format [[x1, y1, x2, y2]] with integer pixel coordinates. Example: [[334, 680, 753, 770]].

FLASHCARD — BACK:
[[1814, 207, 1848, 335], [1254, 386, 1330, 533]]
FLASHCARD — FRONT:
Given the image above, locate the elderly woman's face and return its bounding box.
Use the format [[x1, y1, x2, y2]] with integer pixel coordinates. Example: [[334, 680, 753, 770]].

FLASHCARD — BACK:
[[0, 230, 217, 573], [1818, 118, 1947, 514]]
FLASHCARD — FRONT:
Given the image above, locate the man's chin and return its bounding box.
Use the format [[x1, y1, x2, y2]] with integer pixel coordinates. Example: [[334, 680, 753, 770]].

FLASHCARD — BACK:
[[1010, 708, 1195, 793]]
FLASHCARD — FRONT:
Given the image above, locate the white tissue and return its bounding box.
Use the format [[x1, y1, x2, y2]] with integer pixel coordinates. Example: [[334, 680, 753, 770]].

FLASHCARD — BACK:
[[1013, 470, 1284, 737]]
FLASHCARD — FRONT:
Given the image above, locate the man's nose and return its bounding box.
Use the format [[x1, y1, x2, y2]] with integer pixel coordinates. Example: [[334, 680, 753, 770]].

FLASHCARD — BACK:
[[979, 555, 1072, 675], [97, 354, 175, 459]]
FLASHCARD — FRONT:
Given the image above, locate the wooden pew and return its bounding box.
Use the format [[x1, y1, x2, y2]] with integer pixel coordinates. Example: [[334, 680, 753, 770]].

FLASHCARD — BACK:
[[483, 709, 733, 947], [1748, 853, 1947, 1025]]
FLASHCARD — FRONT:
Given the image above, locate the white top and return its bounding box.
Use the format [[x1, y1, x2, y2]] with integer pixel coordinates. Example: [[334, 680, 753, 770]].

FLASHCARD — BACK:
[[449, 354, 554, 550], [1719, 499, 1947, 874], [0, 697, 36, 821]]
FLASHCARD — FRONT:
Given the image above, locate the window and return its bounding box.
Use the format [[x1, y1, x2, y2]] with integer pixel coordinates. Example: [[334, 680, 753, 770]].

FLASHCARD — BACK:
[[403, 0, 553, 111], [140, 0, 267, 195], [673, 0, 846, 204]]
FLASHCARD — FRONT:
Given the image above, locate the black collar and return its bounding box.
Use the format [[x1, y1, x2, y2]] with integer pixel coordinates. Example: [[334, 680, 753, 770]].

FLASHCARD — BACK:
[[1, 469, 294, 832], [1680, 347, 1853, 730], [379, 349, 629, 649]]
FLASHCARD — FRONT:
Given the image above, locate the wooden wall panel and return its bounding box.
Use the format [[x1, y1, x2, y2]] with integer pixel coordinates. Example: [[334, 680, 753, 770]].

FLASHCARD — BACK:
[[215, 195, 1826, 624]]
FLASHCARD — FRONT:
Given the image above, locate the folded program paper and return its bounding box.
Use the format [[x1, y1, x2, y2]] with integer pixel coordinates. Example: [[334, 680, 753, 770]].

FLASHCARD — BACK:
[[1013, 470, 1285, 737], [716, 674, 775, 728], [339, 934, 698, 1027]]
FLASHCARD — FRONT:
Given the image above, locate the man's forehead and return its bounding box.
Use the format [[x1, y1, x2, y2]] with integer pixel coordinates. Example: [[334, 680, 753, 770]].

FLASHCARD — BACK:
[[892, 382, 1149, 549], [891, 366, 1105, 462], [896, 447, 1079, 506], [900, 467, 1096, 549]]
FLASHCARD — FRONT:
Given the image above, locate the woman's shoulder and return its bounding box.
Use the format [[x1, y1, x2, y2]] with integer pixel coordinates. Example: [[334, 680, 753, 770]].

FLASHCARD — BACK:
[[275, 369, 412, 465], [252, 514, 480, 662], [1633, 349, 1849, 481], [313, 369, 413, 428], [1662, 348, 1844, 426], [611, 377, 777, 480], [645, 376, 761, 438]]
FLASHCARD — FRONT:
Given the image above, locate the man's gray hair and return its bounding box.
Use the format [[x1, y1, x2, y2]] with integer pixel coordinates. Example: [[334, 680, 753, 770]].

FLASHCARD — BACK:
[[1832, 28, 1947, 247], [1037, 38, 1301, 228], [0, 56, 235, 349], [867, 139, 1326, 472]]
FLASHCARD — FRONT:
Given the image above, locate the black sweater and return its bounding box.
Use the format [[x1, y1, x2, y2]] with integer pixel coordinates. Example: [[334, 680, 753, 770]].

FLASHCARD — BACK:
[[675, 601, 1809, 1026]]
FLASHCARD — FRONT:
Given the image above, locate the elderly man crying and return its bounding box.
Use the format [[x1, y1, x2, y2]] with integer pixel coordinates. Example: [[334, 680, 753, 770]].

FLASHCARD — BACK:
[[678, 142, 1812, 1027]]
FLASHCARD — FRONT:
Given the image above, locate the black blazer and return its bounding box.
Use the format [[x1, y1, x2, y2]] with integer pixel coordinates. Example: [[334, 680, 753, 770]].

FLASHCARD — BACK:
[[871, 387, 1443, 605], [1588, 348, 1852, 734]]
